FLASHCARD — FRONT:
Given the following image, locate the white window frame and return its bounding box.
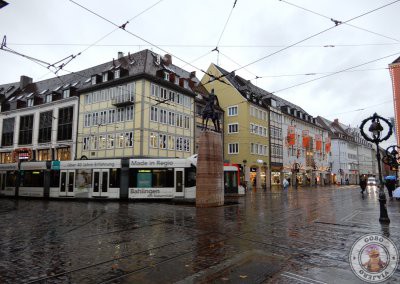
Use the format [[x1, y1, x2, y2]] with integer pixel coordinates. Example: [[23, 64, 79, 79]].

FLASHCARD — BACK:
[[150, 132, 158, 148], [228, 143, 239, 154], [228, 123, 239, 134], [228, 106, 238, 116]]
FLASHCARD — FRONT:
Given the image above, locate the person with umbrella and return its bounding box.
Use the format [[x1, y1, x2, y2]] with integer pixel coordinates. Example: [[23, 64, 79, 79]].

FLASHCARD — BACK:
[[360, 175, 367, 194], [384, 176, 396, 200]]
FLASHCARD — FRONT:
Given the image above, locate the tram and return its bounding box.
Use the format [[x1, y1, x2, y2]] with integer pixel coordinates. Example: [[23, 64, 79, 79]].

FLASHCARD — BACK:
[[0, 156, 241, 200]]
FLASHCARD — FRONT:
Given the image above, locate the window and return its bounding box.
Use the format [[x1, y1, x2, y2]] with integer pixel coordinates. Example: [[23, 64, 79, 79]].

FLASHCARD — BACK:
[[168, 111, 175, 126], [127, 83, 135, 101], [83, 137, 90, 150], [228, 106, 238, 116], [160, 87, 168, 100], [125, 132, 134, 147], [176, 113, 183, 127], [160, 109, 167, 124], [62, 89, 70, 99], [90, 136, 98, 150], [19, 115, 34, 145], [27, 99, 34, 107], [168, 135, 175, 150], [2, 118, 14, 146], [159, 134, 167, 149], [114, 69, 120, 79], [84, 93, 92, 104], [107, 134, 114, 149], [108, 109, 115, 124], [102, 73, 108, 82], [150, 132, 158, 148], [228, 123, 238, 133], [57, 106, 73, 141], [183, 138, 190, 152], [129, 168, 174, 188], [176, 137, 183, 151], [91, 76, 97, 85], [38, 111, 53, 143], [151, 84, 159, 97], [117, 133, 124, 148], [228, 143, 239, 154], [150, 106, 158, 122], [126, 106, 134, 121], [116, 108, 124, 122], [45, 94, 52, 103], [99, 135, 106, 149], [184, 116, 190, 129]]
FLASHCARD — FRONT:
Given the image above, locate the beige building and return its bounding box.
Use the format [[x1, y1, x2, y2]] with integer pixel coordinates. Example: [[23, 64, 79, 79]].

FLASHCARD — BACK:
[[76, 50, 199, 160]]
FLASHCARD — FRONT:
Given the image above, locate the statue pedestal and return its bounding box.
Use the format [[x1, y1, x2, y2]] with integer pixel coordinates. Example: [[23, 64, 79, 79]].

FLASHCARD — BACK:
[[196, 131, 224, 207]]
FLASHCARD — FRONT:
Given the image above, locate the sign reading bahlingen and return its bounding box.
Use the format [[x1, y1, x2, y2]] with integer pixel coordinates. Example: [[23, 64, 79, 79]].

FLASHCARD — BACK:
[[130, 188, 174, 198], [349, 233, 398, 283]]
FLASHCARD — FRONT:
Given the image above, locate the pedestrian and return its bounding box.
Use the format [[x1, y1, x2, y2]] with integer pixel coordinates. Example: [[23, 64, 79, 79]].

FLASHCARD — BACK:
[[282, 178, 289, 191], [385, 178, 396, 200], [360, 177, 367, 194]]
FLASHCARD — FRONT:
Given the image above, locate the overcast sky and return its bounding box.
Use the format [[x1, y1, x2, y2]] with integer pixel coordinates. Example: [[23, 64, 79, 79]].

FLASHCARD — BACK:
[[1, 0, 399, 145]]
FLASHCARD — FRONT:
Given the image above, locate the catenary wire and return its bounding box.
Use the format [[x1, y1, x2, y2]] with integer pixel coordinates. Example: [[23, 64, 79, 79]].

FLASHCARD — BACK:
[[271, 50, 400, 93], [208, 0, 400, 85], [279, 0, 400, 43]]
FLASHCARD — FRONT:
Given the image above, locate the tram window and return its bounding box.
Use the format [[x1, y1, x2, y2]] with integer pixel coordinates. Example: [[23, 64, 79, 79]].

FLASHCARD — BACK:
[[21, 170, 44, 187], [50, 171, 60, 187], [129, 168, 174, 188], [6, 171, 17, 187], [109, 169, 120, 187], [185, 166, 196, 187], [152, 169, 174, 187]]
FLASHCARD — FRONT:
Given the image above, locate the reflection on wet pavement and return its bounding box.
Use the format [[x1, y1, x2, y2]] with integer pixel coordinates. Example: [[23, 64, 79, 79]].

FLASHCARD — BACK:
[[0, 185, 399, 283]]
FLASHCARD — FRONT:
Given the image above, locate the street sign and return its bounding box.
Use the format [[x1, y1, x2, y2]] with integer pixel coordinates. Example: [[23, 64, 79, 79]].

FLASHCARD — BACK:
[[51, 160, 60, 170]]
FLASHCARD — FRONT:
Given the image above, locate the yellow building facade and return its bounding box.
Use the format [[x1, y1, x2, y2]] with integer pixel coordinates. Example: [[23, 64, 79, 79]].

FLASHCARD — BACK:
[[201, 64, 270, 190]]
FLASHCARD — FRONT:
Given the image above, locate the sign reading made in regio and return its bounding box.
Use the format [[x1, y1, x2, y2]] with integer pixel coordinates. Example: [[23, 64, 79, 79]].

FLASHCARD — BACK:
[[51, 160, 60, 170]]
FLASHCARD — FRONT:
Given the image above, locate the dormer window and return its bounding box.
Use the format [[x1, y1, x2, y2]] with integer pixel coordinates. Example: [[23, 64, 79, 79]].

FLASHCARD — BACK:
[[164, 72, 170, 81], [271, 99, 277, 107], [184, 80, 188, 88], [46, 94, 52, 103], [27, 99, 34, 107], [62, 89, 70, 99], [91, 76, 97, 85], [114, 69, 120, 79], [102, 72, 108, 82]]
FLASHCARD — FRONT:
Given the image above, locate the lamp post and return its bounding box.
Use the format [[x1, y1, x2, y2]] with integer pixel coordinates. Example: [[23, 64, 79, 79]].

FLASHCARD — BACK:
[[292, 162, 300, 189], [360, 113, 393, 224], [263, 162, 267, 191]]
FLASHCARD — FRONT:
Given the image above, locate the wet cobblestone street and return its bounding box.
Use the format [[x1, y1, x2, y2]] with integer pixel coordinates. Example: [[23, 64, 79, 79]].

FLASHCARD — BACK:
[[1, 185, 400, 283]]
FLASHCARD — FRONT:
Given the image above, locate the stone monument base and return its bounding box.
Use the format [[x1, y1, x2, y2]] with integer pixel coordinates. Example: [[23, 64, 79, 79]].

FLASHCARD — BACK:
[[196, 131, 224, 207]]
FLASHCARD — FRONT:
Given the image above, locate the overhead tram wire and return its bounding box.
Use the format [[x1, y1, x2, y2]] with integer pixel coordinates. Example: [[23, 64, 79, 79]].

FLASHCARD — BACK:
[[7, 42, 400, 48], [68, 0, 230, 88], [214, 0, 238, 65], [253, 66, 393, 80], [205, 0, 400, 86], [279, 0, 400, 43], [271, 50, 400, 93]]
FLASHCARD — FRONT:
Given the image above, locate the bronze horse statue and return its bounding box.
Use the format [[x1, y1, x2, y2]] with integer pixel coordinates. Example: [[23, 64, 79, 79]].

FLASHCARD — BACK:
[[201, 89, 220, 132]]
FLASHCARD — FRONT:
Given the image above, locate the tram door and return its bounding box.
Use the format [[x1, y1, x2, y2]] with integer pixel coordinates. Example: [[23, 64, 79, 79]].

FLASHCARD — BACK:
[[0, 172, 6, 192], [92, 170, 109, 197], [60, 170, 75, 197], [175, 169, 183, 197]]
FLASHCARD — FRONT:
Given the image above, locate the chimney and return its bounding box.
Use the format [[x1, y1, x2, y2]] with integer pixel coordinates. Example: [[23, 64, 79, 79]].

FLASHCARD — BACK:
[[163, 54, 172, 65], [189, 71, 196, 79], [334, 118, 339, 124], [118, 52, 124, 59], [20, 75, 32, 89]]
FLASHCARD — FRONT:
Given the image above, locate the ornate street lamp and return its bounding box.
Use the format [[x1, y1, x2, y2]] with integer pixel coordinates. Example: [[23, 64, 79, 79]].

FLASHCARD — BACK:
[[360, 113, 393, 224], [292, 162, 300, 188], [242, 159, 247, 189]]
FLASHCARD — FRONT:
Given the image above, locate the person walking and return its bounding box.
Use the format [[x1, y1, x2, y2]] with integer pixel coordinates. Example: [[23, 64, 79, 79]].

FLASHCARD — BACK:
[[360, 176, 367, 194], [282, 178, 289, 191], [385, 177, 396, 200]]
